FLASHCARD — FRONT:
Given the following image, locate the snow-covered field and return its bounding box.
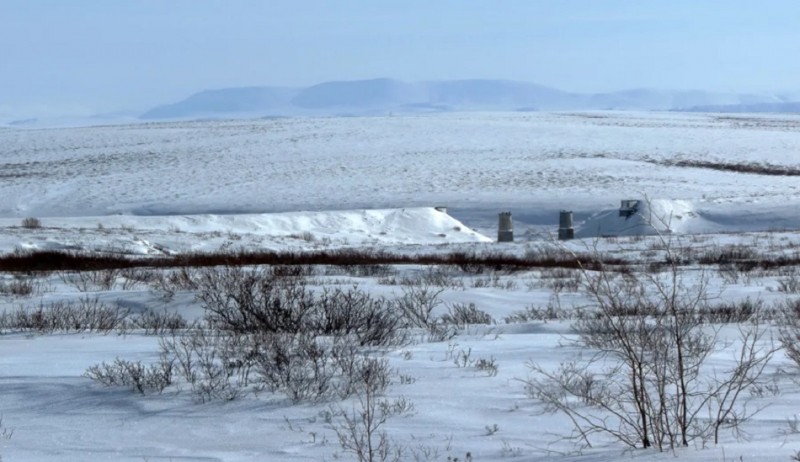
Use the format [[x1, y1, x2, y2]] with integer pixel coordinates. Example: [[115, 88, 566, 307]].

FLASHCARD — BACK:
[[2, 111, 800, 233], [2, 112, 800, 461]]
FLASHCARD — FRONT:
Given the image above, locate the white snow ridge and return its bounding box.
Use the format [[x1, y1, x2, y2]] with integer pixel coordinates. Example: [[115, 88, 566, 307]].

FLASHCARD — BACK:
[[576, 199, 700, 238]]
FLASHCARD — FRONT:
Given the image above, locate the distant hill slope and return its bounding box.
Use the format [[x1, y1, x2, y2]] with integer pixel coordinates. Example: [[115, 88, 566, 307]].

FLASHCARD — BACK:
[[290, 78, 419, 109], [139, 78, 796, 120], [141, 86, 298, 119]]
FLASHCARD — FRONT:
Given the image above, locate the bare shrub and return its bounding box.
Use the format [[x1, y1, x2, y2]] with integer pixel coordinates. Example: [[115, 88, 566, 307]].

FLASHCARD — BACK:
[[156, 325, 393, 404], [330, 264, 394, 278], [85, 357, 173, 394], [778, 299, 800, 369], [504, 302, 578, 323], [21, 217, 41, 229], [525, 235, 777, 451], [717, 262, 755, 285], [197, 265, 314, 334], [0, 415, 13, 442], [440, 302, 494, 328], [697, 298, 761, 323], [313, 286, 404, 347], [425, 323, 457, 343], [419, 266, 461, 288], [0, 275, 40, 297], [148, 267, 202, 300], [58, 268, 122, 292], [159, 329, 251, 402], [395, 286, 444, 329], [118, 268, 158, 290], [0, 297, 128, 333], [697, 244, 760, 265], [128, 308, 189, 335], [778, 270, 800, 293], [537, 267, 582, 293], [329, 360, 411, 462], [475, 357, 499, 377], [196, 267, 403, 346], [379, 267, 462, 289], [253, 332, 337, 402]]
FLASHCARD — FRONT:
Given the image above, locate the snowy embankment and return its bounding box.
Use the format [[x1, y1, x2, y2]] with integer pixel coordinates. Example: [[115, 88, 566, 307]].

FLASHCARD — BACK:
[[574, 198, 800, 238], [0, 207, 490, 255]]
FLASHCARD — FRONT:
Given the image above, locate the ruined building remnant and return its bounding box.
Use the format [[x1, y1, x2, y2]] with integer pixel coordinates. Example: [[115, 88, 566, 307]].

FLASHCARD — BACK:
[[558, 210, 574, 240], [497, 212, 513, 242], [619, 199, 640, 219]]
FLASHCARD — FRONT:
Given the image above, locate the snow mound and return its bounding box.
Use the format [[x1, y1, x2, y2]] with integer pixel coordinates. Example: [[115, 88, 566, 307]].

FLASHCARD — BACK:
[[575, 199, 701, 238], [0, 207, 491, 255]]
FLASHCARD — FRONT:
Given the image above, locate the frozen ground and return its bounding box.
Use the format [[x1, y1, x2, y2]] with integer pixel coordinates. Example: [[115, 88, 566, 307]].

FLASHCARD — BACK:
[[2, 111, 800, 235], [1, 112, 800, 461], [2, 228, 800, 461]]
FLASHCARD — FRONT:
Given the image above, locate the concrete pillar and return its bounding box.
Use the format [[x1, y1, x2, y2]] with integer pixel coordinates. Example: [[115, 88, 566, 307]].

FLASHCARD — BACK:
[[558, 210, 574, 240], [498, 212, 513, 242]]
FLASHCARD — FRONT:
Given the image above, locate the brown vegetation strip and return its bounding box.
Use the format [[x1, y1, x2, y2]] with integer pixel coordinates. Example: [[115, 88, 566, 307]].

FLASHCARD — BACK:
[[0, 249, 628, 273], [653, 159, 800, 176]]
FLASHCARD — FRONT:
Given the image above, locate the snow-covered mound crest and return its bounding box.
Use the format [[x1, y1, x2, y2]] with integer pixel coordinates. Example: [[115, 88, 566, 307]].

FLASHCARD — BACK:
[[0, 207, 491, 255], [576, 199, 699, 238]]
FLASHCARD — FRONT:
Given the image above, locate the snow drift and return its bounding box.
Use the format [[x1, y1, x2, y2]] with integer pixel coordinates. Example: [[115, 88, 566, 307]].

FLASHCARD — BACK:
[[575, 199, 701, 238], [0, 207, 491, 255]]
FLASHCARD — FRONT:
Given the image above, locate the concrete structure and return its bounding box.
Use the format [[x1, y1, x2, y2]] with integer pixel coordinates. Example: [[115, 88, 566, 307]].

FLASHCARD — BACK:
[[619, 199, 640, 218], [497, 212, 513, 242], [558, 210, 574, 240]]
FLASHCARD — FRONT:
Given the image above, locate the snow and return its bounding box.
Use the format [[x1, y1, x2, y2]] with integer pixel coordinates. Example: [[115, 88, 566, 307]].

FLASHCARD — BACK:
[[2, 111, 800, 461], [576, 199, 700, 237], [2, 111, 800, 236], [0, 207, 489, 255]]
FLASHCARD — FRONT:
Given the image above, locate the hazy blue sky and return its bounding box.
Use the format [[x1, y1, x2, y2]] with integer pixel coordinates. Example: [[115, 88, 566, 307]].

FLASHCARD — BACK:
[[1, 0, 799, 117]]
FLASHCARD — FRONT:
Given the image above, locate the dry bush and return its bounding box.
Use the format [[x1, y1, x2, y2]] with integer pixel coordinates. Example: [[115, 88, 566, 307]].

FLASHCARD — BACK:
[[474, 356, 499, 377], [156, 326, 395, 404], [327, 264, 394, 278], [197, 265, 314, 334], [778, 270, 800, 293], [58, 268, 122, 292], [128, 308, 190, 335], [536, 267, 582, 293], [329, 358, 411, 462], [525, 235, 777, 451], [0, 275, 42, 297], [158, 329, 252, 402], [778, 299, 800, 369], [196, 266, 403, 347], [378, 266, 462, 290], [395, 285, 444, 329], [697, 298, 762, 323], [0, 297, 128, 333], [312, 286, 404, 347], [118, 268, 159, 290], [697, 244, 760, 265], [147, 267, 202, 300], [0, 415, 11, 442], [21, 217, 41, 229], [440, 302, 494, 328], [85, 357, 174, 395], [504, 301, 579, 323]]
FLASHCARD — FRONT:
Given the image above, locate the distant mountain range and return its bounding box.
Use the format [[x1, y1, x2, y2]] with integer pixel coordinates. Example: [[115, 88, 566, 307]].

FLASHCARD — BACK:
[[135, 78, 800, 120]]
